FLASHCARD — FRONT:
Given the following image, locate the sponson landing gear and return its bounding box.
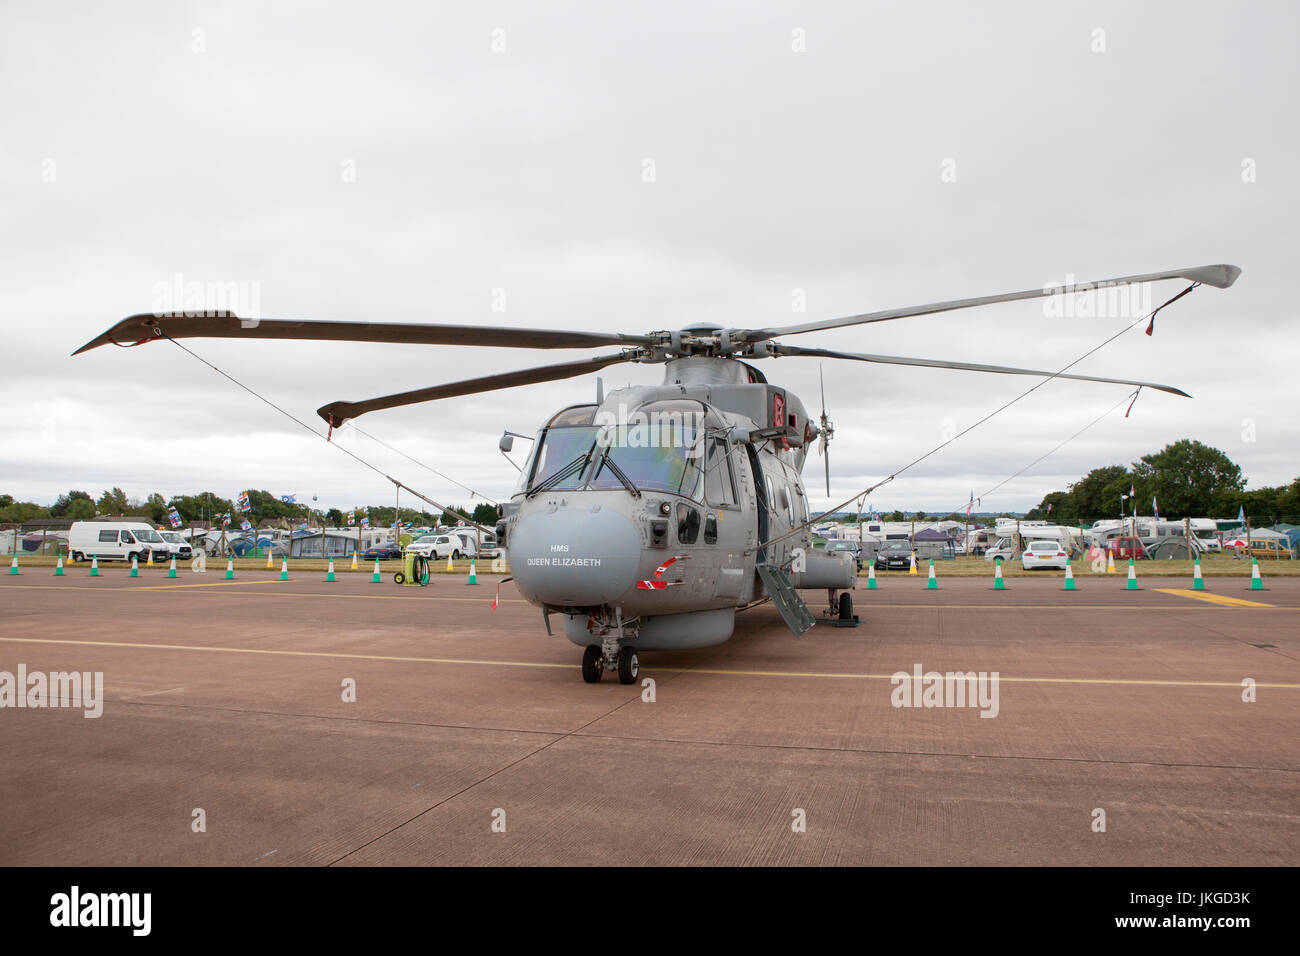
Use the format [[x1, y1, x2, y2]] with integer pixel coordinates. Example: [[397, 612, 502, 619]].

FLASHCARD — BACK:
[[824, 588, 859, 628]]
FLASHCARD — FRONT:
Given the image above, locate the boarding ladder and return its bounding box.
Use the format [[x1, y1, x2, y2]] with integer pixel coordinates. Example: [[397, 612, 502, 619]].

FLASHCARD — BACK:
[[755, 564, 816, 637]]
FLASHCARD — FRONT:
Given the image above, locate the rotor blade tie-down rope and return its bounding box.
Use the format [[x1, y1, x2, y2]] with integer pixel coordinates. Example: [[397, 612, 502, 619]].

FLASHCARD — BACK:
[[161, 334, 492, 532], [749, 282, 1202, 555]]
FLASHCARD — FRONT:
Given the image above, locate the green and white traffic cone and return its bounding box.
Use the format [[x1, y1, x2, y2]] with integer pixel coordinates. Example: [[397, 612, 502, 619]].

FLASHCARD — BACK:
[[1250, 557, 1264, 591], [279, 558, 289, 581], [54, 556, 64, 577], [90, 557, 100, 577], [8, 556, 17, 575], [1063, 558, 1077, 591], [225, 556, 235, 580], [1126, 557, 1139, 590], [926, 559, 938, 590], [993, 558, 1006, 590], [867, 563, 878, 589], [130, 555, 139, 577], [466, 558, 478, 585], [372, 559, 382, 583], [1193, 555, 1206, 590], [326, 558, 336, 582], [167, 556, 177, 579]]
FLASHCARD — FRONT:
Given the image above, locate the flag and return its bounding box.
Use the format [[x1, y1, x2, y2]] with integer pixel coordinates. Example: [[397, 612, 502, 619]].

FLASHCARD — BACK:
[[1129, 484, 1135, 498], [280, 494, 296, 504], [1046, 502, 1053, 514], [346, 510, 355, 527], [966, 491, 973, 518], [1152, 496, 1159, 520], [237, 492, 251, 513], [360, 516, 370, 529], [167, 506, 182, 529], [220, 512, 231, 528], [1237, 504, 1245, 523], [239, 519, 252, 532]]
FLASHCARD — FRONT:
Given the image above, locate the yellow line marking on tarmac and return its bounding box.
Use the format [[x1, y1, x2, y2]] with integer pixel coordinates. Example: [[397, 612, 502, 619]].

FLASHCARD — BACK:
[[1154, 588, 1275, 608], [2, 636, 1298, 689], [0, 584, 527, 603]]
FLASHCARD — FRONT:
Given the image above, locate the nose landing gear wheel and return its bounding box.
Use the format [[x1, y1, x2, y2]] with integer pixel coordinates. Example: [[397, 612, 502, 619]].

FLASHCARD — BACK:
[[581, 645, 603, 683], [617, 646, 639, 685]]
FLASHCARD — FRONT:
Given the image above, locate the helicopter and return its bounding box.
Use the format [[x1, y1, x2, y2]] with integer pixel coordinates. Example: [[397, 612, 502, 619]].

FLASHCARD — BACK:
[[77, 263, 1240, 684]]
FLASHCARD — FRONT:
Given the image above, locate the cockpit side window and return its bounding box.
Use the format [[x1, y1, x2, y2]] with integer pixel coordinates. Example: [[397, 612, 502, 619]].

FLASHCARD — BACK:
[[705, 438, 738, 508]]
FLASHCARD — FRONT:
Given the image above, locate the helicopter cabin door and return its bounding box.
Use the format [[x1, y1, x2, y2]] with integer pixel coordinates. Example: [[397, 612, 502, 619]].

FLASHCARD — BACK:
[[702, 436, 747, 602]]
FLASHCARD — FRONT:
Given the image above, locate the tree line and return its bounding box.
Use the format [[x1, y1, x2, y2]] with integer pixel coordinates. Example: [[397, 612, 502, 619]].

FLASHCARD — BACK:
[[0, 488, 499, 529], [1023, 439, 1300, 524]]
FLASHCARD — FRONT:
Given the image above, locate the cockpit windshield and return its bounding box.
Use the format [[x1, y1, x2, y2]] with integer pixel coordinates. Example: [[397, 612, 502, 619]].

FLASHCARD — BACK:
[[588, 423, 704, 498], [517, 401, 708, 499]]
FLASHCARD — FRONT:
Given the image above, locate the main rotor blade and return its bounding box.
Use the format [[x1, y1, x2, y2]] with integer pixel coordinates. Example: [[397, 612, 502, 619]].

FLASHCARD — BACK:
[[317, 353, 633, 425], [744, 264, 1240, 342], [74, 312, 651, 355], [775, 345, 1191, 397]]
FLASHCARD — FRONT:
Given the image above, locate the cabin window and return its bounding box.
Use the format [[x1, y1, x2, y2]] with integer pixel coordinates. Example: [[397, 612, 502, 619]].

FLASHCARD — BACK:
[[119, 531, 135, 543], [677, 504, 700, 544], [704, 438, 737, 508], [704, 514, 718, 544], [99, 530, 116, 543]]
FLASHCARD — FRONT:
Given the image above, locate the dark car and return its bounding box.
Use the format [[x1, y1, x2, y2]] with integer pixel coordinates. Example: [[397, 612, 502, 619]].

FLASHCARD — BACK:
[[363, 544, 403, 561], [822, 539, 862, 570], [875, 542, 914, 570]]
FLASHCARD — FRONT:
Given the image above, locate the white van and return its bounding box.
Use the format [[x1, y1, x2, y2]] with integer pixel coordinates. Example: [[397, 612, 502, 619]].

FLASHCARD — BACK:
[[68, 521, 171, 564], [158, 530, 193, 560]]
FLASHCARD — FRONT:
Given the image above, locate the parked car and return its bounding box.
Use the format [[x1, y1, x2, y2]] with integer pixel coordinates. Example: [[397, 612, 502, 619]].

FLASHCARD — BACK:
[[363, 543, 403, 561], [404, 534, 442, 558], [67, 521, 170, 564], [1107, 536, 1148, 561], [1021, 539, 1069, 571], [822, 539, 861, 570], [874, 542, 914, 571], [1196, 537, 1221, 553], [158, 531, 193, 560], [1238, 539, 1294, 560]]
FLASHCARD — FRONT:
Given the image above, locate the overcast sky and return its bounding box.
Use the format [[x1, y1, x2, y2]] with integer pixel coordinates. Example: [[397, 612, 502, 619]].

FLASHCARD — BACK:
[[2, 0, 1295, 516]]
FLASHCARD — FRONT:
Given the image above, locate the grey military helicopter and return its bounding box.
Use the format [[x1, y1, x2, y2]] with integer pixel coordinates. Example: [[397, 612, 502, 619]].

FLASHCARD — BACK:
[[77, 263, 1240, 683]]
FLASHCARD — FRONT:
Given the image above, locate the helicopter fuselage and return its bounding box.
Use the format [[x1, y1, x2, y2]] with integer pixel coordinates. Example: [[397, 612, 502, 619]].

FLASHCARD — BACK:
[[500, 356, 857, 653]]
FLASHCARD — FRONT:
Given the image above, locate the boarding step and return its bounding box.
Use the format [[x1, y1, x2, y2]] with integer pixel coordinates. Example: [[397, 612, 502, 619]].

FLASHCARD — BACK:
[[756, 564, 816, 637]]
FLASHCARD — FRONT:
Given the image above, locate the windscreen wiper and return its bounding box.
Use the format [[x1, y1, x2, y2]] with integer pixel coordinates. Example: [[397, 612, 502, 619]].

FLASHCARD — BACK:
[[597, 456, 641, 498], [525, 452, 591, 498]]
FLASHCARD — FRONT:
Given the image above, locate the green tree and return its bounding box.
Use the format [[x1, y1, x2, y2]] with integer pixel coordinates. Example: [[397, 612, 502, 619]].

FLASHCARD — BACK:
[[51, 490, 93, 518], [1064, 465, 1129, 520], [1131, 440, 1244, 517], [96, 487, 129, 515], [471, 503, 499, 525]]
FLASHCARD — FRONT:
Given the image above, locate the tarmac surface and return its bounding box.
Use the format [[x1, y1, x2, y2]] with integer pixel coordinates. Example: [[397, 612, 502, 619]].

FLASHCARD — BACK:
[[1, 565, 1297, 866]]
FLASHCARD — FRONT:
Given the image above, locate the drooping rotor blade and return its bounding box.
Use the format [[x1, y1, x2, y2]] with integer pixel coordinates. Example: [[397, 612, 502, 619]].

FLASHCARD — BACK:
[[743, 264, 1241, 342], [317, 352, 633, 425], [73, 312, 652, 355], [774, 345, 1191, 397]]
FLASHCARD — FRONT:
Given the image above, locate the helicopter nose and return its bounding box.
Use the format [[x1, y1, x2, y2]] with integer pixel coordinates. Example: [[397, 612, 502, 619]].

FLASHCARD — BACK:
[[509, 507, 641, 607]]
